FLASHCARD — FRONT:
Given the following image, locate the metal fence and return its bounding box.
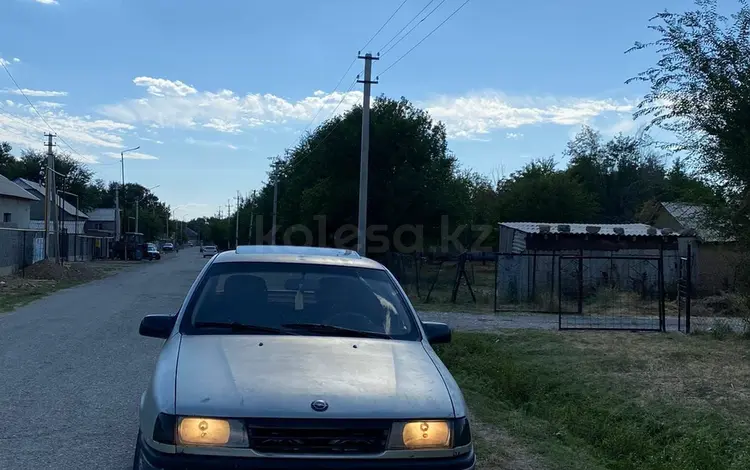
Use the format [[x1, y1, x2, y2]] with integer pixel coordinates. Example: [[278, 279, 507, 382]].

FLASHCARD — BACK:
[[0, 228, 113, 277], [381, 249, 750, 334], [557, 254, 665, 331]]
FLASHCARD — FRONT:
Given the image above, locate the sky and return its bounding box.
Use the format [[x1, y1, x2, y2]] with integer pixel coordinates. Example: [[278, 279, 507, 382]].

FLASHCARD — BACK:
[[0, 0, 709, 220]]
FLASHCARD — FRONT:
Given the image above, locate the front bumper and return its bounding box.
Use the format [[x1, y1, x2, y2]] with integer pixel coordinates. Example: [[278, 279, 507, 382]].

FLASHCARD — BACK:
[[140, 439, 475, 470]]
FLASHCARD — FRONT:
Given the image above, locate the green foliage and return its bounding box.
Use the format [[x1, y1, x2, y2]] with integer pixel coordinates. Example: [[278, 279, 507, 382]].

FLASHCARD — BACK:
[[0, 142, 170, 241], [185, 100, 714, 251], [628, 0, 750, 243]]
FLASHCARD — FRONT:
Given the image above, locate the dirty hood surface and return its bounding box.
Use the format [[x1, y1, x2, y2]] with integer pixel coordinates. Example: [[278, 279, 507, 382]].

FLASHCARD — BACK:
[[175, 335, 454, 419]]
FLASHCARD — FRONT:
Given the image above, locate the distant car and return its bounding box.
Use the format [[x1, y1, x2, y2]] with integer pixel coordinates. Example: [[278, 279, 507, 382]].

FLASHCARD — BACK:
[[134, 245, 474, 470], [201, 245, 218, 258], [162, 243, 174, 252], [146, 243, 161, 261]]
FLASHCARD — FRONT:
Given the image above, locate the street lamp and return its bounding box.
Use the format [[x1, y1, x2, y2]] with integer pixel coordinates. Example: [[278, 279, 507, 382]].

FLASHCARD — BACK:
[[135, 184, 160, 234], [120, 145, 141, 262]]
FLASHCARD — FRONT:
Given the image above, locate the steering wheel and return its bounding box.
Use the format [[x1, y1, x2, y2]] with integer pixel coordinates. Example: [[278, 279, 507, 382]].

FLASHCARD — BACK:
[[325, 312, 380, 331]]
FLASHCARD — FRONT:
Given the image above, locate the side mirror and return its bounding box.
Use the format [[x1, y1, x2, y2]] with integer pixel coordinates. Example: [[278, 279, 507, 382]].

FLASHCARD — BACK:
[[139, 314, 177, 339], [422, 321, 452, 344]]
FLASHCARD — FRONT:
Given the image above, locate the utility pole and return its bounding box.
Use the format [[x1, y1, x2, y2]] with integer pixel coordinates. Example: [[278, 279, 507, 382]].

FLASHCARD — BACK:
[[115, 186, 120, 244], [356, 52, 378, 257], [120, 146, 140, 261], [271, 177, 278, 246], [235, 191, 240, 248], [44, 133, 60, 263], [249, 212, 255, 245]]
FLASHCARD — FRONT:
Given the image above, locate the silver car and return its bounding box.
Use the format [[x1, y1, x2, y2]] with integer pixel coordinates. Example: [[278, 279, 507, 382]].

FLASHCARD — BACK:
[[134, 245, 475, 470]]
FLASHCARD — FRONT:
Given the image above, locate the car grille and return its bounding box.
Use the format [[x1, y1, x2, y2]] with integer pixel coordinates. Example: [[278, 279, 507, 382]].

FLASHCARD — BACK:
[[246, 420, 390, 455]]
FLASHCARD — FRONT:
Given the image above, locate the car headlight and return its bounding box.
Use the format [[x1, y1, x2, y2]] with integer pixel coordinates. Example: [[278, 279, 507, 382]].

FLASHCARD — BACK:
[[387, 418, 471, 451], [152, 414, 249, 448]]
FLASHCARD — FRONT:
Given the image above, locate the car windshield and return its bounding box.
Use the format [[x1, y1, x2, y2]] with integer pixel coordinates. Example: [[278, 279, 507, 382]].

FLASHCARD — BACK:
[[182, 261, 418, 340]]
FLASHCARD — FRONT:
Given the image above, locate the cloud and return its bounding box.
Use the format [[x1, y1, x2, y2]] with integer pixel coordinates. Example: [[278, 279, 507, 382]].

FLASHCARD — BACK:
[[0, 58, 9, 67], [2, 88, 68, 97], [138, 136, 164, 145], [133, 77, 197, 97], [99, 76, 363, 132], [35, 0, 59, 4], [12, 58, 20, 63], [185, 136, 249, 151], [423, 92, 635, 140], [0, 102, 136, 162], [506, 132, 523, 140], [104, 151, 159, 160]]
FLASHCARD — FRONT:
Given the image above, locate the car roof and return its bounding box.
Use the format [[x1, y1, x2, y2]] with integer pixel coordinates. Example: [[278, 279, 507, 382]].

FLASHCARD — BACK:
[[212, 245, 384, 270]]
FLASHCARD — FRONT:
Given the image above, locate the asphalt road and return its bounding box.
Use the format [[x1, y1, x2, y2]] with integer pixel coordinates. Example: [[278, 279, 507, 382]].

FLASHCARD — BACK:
[[0, 249, 207, 470]]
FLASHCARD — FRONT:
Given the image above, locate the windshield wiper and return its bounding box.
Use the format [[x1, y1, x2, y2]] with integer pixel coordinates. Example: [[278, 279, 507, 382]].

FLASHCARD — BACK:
[[281, 323, 391, 339], [194, 321, 293, 335]]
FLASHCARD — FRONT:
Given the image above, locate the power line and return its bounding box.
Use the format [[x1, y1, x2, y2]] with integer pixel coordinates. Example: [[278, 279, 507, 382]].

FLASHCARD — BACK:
[[380, 0, 447, 57], [0, 103, 46, 133], [380, 0, 471, 76], [282, 76, 360, 174], [379, 0, 436, 53], [1, 60, 89, 162], [297, 0, 408, 138], [360, 0, 408, 52]]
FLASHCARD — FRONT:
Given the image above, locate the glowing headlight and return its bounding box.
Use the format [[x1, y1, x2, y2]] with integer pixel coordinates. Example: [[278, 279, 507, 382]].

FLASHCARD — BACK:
[[176, 417, 248, 447], [388, 420, 452, 450]]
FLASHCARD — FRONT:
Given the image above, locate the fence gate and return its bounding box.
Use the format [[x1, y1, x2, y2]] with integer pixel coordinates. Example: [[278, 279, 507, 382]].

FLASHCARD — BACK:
[[677, 246, 692, 333], [558, 254, 666, 331]]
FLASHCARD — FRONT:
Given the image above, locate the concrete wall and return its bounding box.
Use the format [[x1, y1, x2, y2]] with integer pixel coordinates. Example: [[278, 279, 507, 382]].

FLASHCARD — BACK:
[[0, 197, 32, 229]]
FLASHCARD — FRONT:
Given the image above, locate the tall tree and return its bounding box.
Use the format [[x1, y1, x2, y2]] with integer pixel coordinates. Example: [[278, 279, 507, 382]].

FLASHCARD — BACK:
[[627, 0, 750, 239]]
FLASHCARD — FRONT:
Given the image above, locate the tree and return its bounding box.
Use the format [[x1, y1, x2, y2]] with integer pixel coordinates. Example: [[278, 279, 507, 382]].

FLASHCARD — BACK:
[[250, 96, 475, 252], [628, 0, 750, 239], [498, 158, 600, 222]]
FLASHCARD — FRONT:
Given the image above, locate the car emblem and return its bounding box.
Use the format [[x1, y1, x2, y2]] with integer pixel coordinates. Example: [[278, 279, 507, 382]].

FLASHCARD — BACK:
[[311, 399, 329, 412]]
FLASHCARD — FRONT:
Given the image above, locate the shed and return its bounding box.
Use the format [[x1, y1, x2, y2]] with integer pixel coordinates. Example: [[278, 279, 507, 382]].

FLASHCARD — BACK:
[[0, 173, 39, 228], [651, 201, 737, 293], [496, 222, 680, 308]]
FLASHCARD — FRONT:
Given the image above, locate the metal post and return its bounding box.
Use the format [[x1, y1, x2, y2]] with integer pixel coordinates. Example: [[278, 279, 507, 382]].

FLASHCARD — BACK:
[[135, 199, 139, 233], [686, 244, 692, 334], [356, 52, 378, 256]]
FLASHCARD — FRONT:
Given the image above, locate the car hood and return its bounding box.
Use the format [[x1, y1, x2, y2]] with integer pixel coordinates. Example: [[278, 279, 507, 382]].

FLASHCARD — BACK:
[[175, 335, 454, 419]]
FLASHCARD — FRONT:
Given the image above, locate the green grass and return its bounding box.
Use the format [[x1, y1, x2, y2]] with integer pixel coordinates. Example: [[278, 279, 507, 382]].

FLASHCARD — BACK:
[[436, 331, 750, 470], [0, 279, 80, 313]]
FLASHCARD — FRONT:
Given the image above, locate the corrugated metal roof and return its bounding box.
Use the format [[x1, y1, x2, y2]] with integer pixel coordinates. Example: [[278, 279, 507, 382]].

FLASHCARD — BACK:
[[499, 222, 667, 237], [660, 202, 725, 242], [86, 208, 116, 222], [14, 178, 88, 219], [0, 173, 38, 201]]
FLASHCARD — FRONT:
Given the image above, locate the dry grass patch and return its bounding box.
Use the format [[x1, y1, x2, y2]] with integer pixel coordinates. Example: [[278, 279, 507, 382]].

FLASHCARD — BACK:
[[437, 331, 750, 470]]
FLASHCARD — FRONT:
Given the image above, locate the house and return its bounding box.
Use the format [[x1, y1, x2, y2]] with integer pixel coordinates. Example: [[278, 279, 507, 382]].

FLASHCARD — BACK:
[[0, 173, 39, 229], [651, 201, 737, 294], [497, 222, 679, 307], [84, 208, 117, 237], [13, 177, 88, 234]]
